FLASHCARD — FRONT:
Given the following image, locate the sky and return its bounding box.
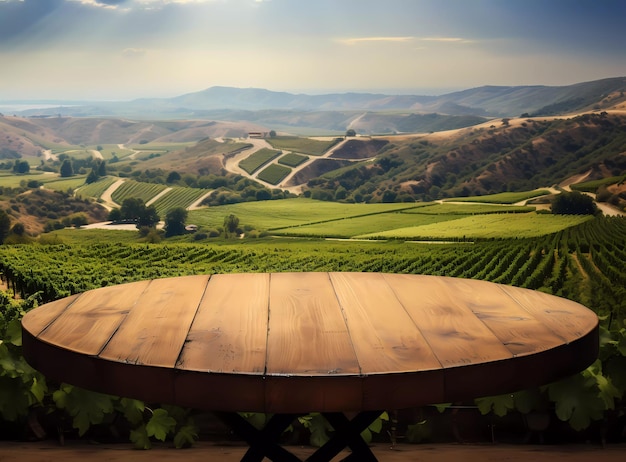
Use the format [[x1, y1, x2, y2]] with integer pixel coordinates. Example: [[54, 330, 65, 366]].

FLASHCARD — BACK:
[[1, 0, 625, 101]]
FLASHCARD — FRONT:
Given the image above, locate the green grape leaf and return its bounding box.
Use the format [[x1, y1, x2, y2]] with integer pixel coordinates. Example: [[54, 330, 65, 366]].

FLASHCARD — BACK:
[[146, 408, 176, 441], [307, 413, 332, 448], [405, 420, 430, 444], [617, 329, 626, 357], [29, 375, 47, 404], [52, 384, 115, 436], [130, 424, 152, 450], [513, 388, 546, 414], [173, 424, 198, 449], [475, 393, 514, 416], [118, 398, 145, 426], [6, 319, 22, 346], [548, 374, 605, 431], [0, 376, 31, 421], [360, 427, 372, 444], [604, 356, 626, 397]]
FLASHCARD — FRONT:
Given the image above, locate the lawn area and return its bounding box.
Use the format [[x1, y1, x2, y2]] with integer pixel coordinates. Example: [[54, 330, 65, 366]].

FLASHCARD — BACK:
[[266, 136, 341, 155], [404, 203, 536, 215], [357, 213, 593, 240], [257, 163, 291, 184], [445, 189, 551, 204], [187, 198, 418, 231], [273, 212, 462, 238], [0, 172, 56, 187]]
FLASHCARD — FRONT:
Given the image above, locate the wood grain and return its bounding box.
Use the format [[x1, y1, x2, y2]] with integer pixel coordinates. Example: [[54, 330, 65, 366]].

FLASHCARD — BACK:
[[329, 272, 441, 374], [99, 275, 209, 367], [177, 273, 269, 374], [266, 272, 360, 376], [21, 273, 599, 413]]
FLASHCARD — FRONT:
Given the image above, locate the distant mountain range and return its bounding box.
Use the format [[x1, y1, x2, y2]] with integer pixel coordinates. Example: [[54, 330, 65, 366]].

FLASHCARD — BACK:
[[6, 77, 626, 134]]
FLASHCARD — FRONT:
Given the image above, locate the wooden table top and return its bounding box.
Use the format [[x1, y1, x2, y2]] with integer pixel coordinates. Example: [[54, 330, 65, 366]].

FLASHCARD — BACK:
[[22, 273, 598, 413]]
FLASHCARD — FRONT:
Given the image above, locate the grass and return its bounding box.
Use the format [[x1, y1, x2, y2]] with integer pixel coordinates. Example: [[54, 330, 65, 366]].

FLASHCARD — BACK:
[[75, 176, 118, 199], [257, 164, 291, 185], [403, 203, 536, 215], [278, 153, 309, 167], [444, 189, 551, 204], [239, 149, 281, 174], [40, 176, 88, 191], [0, 172, 56, 188], [187, 198, 417, 231], [266, 136, 342, 156], [570, 174, 626, 192], [273, 212, 462, 238], [357, 213, 593, 240]]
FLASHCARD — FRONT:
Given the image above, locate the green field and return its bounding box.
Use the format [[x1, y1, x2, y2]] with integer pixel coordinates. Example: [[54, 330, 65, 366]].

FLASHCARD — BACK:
[[257, 163, 291, 185], [188, 198, 415, 230], [403, 203, 536, 215], [445, 189, 551, 204], [358, 213, 593, 240], [278, 153, 309, 167], [0, 172, 56, 187], [110, 180, 168, 205], [39, 175, 88, 191], [75, 176, 118, 199], [238, 148, 281, 174], [570, 174, 626, 192], [266, 136, 341, 156]]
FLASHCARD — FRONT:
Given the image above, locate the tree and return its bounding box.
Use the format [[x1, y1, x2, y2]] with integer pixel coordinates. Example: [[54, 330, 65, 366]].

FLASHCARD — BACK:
[[164, 207, 188, 237], [13, 160, 30, 174], [551, 192, 598, 215], [108, 208, 122, 222], [346, 129, 356, 137], [0, 210, 9, 244], [70, 214, 88, 228], [97, 160, 107, 177], [137, 205, 160, 229], [269, 130, 277, 138], [120, 198, 146, 221], [11, 222, 25, 236], [166, 171, 181, 184], [60, 159, 74, 177], [223, 214, 240, 238], [85, 169, 99, 184]]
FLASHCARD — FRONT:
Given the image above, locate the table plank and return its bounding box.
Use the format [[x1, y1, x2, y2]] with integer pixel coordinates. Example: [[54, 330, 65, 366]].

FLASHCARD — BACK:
[[266, 272, 360, 375], [384, 274, 512, 367], [443, 278, 567, 356], [177, 273, 269, 374], [499, 285, 598, 343], [36, 281, 151, 356], [329, 272, 441, 375], [21, 294, 80, 337], [100, 275, 209, 367]]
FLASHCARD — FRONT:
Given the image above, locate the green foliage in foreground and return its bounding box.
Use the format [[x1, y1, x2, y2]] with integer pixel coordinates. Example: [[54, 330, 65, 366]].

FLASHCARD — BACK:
[[0, 216, 625, 446]]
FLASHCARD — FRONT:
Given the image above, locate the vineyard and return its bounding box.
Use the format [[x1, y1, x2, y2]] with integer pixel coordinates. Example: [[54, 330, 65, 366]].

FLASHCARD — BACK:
[[110, 180, 168, 205], [238, 148, 281, 174], [0, 216, 625, 447], [149, 186, 210, 216]]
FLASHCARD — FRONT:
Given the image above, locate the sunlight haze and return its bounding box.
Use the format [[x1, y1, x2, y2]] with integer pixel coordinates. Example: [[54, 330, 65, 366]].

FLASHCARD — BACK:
[[1, 0, 625, 100]]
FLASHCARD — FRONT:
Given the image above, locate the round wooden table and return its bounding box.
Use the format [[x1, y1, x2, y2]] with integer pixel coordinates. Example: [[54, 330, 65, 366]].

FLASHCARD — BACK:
[[22, 273, 598, 461]]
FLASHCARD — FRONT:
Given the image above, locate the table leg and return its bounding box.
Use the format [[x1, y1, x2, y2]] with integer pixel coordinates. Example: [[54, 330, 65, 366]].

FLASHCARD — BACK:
[[306, 411, 382, 462], [216, 412, 300, 462]]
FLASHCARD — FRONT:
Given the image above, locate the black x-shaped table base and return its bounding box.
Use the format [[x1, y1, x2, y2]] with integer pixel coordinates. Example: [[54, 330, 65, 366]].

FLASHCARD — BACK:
[[216, 410, 382, 461]]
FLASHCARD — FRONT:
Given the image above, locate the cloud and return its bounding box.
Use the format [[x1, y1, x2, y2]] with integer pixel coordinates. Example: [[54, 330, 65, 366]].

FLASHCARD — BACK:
[[339, 36, 414, 45], [122, 47, 147, 58], [419, 37, 473, 44]]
